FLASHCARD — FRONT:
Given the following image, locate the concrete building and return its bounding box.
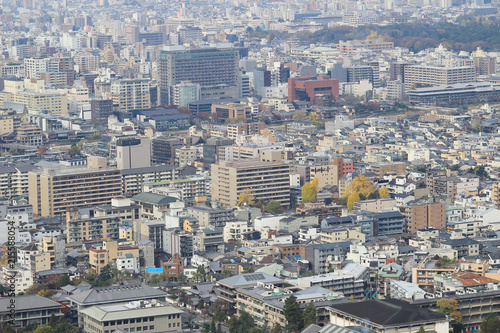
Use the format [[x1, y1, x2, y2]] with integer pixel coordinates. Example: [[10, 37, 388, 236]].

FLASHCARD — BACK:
[[169, 81, 200, 108], [116, 137, 151, 170], [111, 79, 151, 111], [404, 202, 446, 232], [336, 39, 394, 54], [0, 264, 33, 294], [81, 300, 183, 333], [158, 46, 239, 105], [329, 299, 448, 333], [0, 295, 64, 329], [407, 82, 500, 103], [211, 160, 291, 208], [28, 158, 122, 217], [404, 65, 476, 89]]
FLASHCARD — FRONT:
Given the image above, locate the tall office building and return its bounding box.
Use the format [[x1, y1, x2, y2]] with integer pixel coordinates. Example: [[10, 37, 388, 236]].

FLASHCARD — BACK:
[[404, 202, 446, 232], [90, 98, 113, 125], [28, 157, 122, 217], [158, 45, 239, 105], [211, 160, 290, 208]]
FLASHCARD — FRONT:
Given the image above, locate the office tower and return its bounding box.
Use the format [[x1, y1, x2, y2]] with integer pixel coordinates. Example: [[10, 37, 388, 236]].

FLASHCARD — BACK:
[[90, 98, 113, 126], [110, 79, 151, 111], [116, 137, 151, 170], [151, 137, 184, 164], [28, 157, 122, 217], [125, 26, 140, 44], [158, 46, 239, 105], [211, 160, 290, 208]]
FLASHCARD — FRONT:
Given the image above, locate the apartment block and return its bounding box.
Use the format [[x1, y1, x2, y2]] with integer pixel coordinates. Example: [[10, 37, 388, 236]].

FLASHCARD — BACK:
[[371, 162, 406, 178], [404, 202, 446, 232], [227, 122, 266, 139], [28, 158, 122, 217], [67, 212, 121, 244], [404, 65, 476, 88], [336, 39, 394, 54], [88, 240, 139, 274], [211, 160, 291, 208], [111, 79, 151, 111], [0, 165, 34, 199]]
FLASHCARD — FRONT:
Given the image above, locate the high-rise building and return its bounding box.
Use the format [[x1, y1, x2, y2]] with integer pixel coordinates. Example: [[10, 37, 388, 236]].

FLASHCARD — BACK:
[[90, 98, 113, 125], [158, 46, 239, 104], [151, 137, 184, 164], [111, 79, 151, 111], [28, 157, 122, 217], [211, 160, 290, 207]]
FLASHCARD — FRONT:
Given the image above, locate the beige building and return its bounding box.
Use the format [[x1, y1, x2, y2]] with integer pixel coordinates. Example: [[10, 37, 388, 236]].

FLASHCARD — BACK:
[[371, 162, 406, 178], [337, 39, 394, 54], [353, 198, 397, 212], [81, 300, 183, 333], [88, 240, 139, 274], [111, 79, 151, 111], [321, 225, 366, 243], [0, 79, 68, 116], [28, 157, 122, 217], [404, 65, 476, 89], [211, 159, 290, 207]]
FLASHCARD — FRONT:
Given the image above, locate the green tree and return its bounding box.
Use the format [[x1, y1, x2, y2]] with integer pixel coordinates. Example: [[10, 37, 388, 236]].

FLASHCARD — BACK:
[[55, 275, 70, 288], [238, 311, 255, 330], [263, 200, 284, 214], [417, 326, 426, 333], [302, 301, 317, 327], [293, 109, 307, 121], [4, 326, 15, 333], [177, 273, 187, 285], [228, 316, 238, 333], [48, 313, 58, 328], [284, 294, 303, 332], [480, 313, 500, 333], [68, 143, 81, 157], [33, 326, 55, 333], [237, 188, 255, 207], [217, 323, 222, 333], [211, 318, 217, 333], [272, 323, 283, 333], [347, 191, 360, 210]]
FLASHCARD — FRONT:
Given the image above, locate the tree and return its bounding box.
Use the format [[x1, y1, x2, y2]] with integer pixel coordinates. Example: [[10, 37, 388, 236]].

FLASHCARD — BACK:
[[346, 174, 378, 198], [264, 200, 284, 214], [56, 275, 70, 288], [437, 299, 462, 323], [302, 301, 317, 327], [37, 146, 47, 156], [68, 143, 81, 157], [217, 323, 222, 333], [272, 323, 283, 333], [417, 326, 426, 333], [48, 313, 58, 328], [33, 326, 55, 333], [211, 319, 217, 333], [480, 313, 500, 333], [177, 273, 187, 285], [25, 284, 43, 295], [4, 326, 15, 333], [238, 311, 255, 330], [347, 191, 360, 210], [284, 294, 303, 332], [237, 188, 255, 207], [302, 177, 319, 203], [379, 186, 389, 199], [293, 109, 307, 121], [228, 316, 238, 333]]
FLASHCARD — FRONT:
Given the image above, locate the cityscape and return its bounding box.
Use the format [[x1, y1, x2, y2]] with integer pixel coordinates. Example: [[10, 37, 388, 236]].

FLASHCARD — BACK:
[[0, 0, 500, 332]]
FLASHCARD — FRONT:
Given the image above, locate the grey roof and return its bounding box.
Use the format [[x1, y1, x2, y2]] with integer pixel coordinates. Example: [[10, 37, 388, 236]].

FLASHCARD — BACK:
[[0, 295, 63, 313], [218, 272, 283, 287], [131, 192, 178, 205], [120, 164, 176, 175], [67, 284, 167, 306]]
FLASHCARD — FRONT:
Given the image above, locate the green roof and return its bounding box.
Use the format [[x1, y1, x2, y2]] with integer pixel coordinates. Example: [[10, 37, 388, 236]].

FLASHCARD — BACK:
[[131, 192, 178, 205]]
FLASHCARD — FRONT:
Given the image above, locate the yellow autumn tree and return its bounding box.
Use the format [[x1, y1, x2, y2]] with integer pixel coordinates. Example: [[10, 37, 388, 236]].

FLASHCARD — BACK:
[[379, 186, 389, 199], [344, 174, 378, 198], [302, 177, 319, 203], [347, 192, 360, 210], [237, 188, 255, 207]]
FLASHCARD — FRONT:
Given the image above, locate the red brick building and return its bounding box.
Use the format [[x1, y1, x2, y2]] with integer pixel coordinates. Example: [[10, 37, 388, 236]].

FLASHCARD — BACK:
[[288, 76, 339, 105]]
